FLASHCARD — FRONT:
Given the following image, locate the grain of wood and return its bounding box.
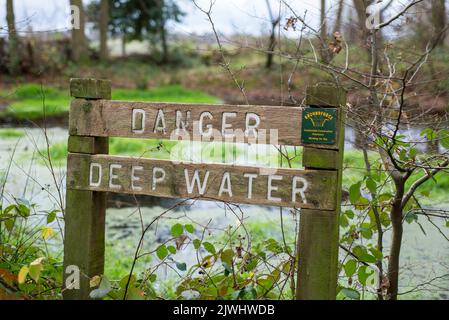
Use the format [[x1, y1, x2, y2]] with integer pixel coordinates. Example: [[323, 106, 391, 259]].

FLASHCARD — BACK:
[[67, 153, 338, 210], [68, 99, 341, 149]]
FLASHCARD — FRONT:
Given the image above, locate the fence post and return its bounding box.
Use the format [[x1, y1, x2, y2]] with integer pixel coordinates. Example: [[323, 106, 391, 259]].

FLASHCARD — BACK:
[[63, 78, 111, 300], [296, 84, 346, 300]]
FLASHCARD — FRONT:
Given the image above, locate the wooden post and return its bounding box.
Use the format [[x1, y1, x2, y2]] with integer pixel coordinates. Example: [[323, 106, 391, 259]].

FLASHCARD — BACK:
[[296, 84, 346, 300], [63, 78, 111, 300]]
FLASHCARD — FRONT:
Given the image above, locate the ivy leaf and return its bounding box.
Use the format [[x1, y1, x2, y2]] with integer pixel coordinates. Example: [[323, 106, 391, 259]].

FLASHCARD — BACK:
[[171, 224, 184, 237], [203, 242, 216, 254], [156, 245, 168, 260]]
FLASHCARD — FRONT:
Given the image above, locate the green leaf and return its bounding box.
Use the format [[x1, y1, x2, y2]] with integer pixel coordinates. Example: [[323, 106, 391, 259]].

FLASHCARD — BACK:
[[156, 245, 168, 260], [349, 182, 361, 204], [341, 287, 360, 300], [119, 274, 136, 289], [344, 210, 355, 219], [358, 266, 375, 286], [344, 259, 357, 277], [193, 239, 201, 249], [167, 245, 177, 254], [404, 212, 418, 224], [16, 204, 30, 218], [29, 258, 44, 282], [4, 218, 15, 231], [420, 127, 435, 140], [149, 274, 157, 282], [439, 130, 449, 149], [203, 242, 216, 254], [46, 210, 59, 224], [365, 177, 377, 194], [171, 224, 184, 237], [359, 253, 377, 263], [220, 249, 234, 265], [340, 214, 349, 227], [185, 224, 195, 233], [176, 262, 187, 271], [369, 247, 383, 261]]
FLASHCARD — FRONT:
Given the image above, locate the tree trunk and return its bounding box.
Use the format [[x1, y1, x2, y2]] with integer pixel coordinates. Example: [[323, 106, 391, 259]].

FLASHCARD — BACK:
[[121, 34, 127, 57], [266, 23, 277, 69], [70, 0, 88, 62], [431, 0, 447, 46], [6, 0, 19, 75], [353, 0, 368, 44], [99, 0, 109, 61], [333, 0, 344, 33], [160, 20, 169, 64], [265, 0, 279, 69], [386, 177, 405, 300], [319, 0, 329, 63]]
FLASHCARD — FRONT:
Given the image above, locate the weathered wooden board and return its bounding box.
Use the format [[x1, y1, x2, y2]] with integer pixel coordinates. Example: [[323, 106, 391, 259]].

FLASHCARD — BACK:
[[68, 99, 341, 149], [67, 153, 338, 210]]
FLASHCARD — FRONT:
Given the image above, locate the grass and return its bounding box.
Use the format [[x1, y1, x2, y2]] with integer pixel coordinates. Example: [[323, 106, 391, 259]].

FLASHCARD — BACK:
[[0, 83, 221, 121], [0, 128, 25, 138]]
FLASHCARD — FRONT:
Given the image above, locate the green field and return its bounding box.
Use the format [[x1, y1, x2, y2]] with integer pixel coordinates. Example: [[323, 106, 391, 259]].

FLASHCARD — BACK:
[[0, 83, 221, 120]]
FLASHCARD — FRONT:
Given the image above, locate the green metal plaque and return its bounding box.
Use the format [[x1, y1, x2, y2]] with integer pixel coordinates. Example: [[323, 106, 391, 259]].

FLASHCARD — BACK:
[[301, 108, 337, 144]]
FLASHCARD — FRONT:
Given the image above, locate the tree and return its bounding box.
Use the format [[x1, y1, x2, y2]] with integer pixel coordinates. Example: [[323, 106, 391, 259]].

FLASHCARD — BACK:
[[265, 0, 280, 69], [6, 0, 19, 75], [88, 0, 183, 63], [99, 0, 109, 60], [431, 0, 447, 46], [333, 0, 344, 34], [319, 0, 329, 63], [70, 0, 88, 62]]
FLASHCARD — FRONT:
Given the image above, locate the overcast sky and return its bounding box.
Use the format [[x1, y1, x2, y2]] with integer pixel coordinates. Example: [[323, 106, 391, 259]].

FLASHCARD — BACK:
[[0, 0, 411, 38], [0, 0, 331, 36]]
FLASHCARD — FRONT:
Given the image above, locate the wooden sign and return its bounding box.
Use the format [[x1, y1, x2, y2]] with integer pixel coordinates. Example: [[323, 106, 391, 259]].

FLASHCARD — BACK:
[[63, 78, 347, 301], [69, 99, 340, 149], [67, 153, 338, 210]]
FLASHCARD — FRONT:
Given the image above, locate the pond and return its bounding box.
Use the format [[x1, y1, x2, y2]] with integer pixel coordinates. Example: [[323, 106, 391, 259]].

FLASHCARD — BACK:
[[0, 126, 448, 299]]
